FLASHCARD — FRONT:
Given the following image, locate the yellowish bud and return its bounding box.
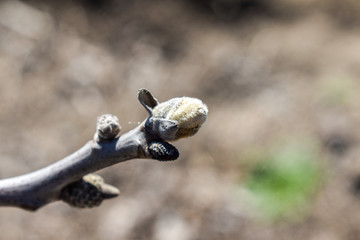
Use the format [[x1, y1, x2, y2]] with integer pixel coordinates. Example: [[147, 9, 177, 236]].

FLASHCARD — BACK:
[[152, 97, 208, 140]]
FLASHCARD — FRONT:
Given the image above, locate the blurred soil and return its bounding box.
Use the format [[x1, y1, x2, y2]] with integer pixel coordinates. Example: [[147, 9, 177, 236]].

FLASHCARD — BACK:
[[2, 0, 360, 239]]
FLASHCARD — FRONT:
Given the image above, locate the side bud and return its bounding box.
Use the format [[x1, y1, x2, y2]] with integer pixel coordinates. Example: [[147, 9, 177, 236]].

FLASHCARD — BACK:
[[60, 174, 119, 208], [96, 114, 121, 141], [148, 141, 179, 161]]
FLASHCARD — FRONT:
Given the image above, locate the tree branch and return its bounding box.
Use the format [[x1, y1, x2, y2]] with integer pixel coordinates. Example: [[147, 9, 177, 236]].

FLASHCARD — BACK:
[[0, 89, 208, 211]]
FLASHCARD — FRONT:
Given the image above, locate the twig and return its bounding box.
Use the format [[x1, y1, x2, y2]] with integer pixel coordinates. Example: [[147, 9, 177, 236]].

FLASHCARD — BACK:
[[0, 89, 208, 211]]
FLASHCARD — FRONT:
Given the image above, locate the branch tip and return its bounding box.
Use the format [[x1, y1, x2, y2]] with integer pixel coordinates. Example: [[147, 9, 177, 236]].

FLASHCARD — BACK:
[[0, 89, 208, 210]]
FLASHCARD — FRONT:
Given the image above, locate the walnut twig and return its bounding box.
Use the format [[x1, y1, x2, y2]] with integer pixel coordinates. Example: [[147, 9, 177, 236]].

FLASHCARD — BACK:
[[0, 89, 208, 211]]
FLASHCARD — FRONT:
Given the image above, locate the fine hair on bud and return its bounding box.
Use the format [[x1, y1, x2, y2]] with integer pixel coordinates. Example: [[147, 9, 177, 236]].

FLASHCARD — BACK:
[[152, 97, 208, 140]]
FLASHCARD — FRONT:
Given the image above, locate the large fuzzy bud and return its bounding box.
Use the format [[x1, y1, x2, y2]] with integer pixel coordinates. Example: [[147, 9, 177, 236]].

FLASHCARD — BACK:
[[151, 97, 208, 140], [138, 89, 208, 141]]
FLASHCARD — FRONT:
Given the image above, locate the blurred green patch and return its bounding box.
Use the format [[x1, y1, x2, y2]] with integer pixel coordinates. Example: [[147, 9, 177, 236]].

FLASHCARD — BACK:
[[243, 141, 322, 221], [317, 77, 355, 107]]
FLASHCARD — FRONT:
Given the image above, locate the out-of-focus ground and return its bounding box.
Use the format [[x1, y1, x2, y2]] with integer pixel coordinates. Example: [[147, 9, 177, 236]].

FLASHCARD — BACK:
[[1, 0, 360, 239]]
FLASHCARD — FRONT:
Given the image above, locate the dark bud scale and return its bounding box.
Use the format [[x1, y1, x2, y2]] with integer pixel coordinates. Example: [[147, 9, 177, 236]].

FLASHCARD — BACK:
[[60, 174, 119, 208], [149, 141, 179, 161]]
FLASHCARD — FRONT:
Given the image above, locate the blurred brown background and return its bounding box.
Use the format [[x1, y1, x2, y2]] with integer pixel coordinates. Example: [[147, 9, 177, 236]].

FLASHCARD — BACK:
[[1, 0, 360, 239]]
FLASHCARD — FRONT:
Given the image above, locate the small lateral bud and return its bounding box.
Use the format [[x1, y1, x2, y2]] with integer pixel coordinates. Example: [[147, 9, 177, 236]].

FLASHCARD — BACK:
[[148, 141, 179, 161], [60, 174, 119, 208], [96, 114, 121, 140]]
